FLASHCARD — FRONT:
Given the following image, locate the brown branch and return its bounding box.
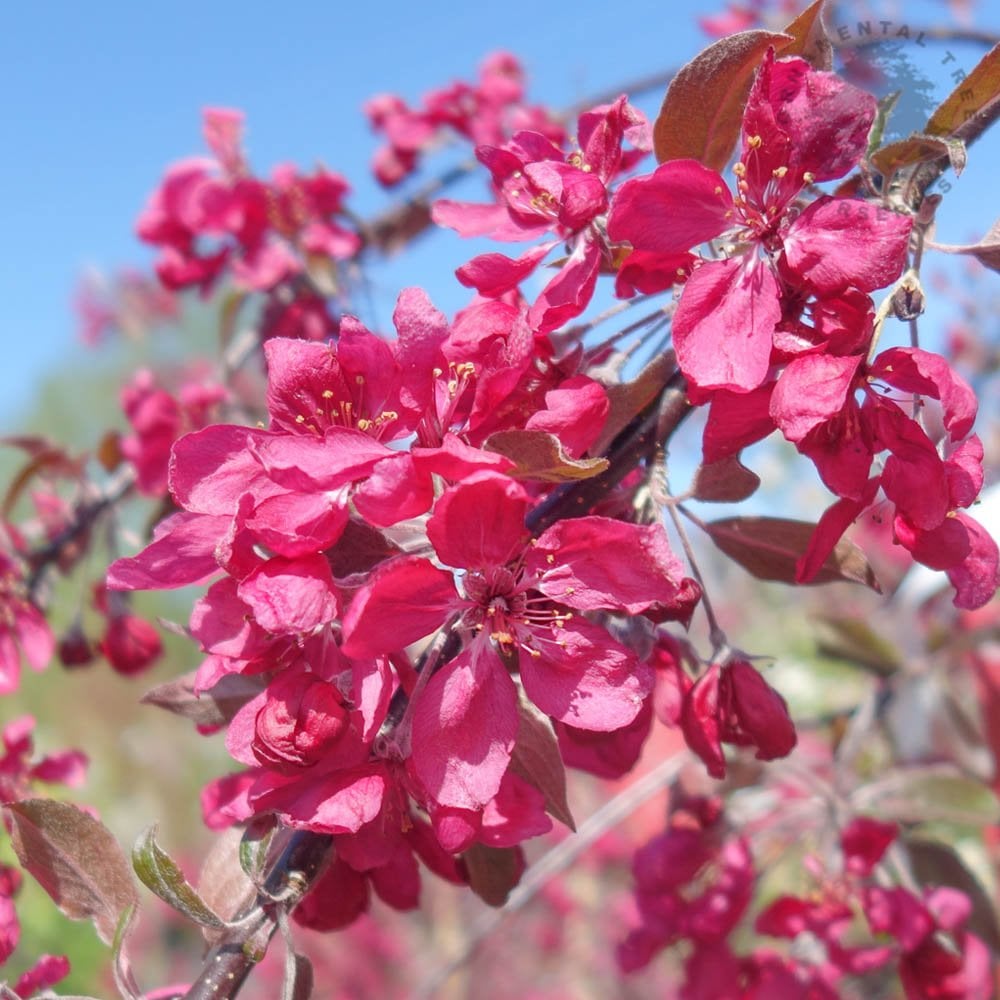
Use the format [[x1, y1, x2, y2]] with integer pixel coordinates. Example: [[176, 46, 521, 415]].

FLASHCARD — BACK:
[[907, 89, 1000, 204], [181, 831, 333, 1000], [26, 465, 136, 601]]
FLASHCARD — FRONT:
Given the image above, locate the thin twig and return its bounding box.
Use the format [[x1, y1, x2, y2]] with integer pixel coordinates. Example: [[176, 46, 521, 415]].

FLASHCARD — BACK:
[[667, 496, 728, 655], [26, 465, 136, 600]]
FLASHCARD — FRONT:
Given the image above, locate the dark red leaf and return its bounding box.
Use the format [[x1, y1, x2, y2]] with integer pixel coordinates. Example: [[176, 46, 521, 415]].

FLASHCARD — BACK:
[[705, 516, 879, 589], [692, 456, 760, 502]]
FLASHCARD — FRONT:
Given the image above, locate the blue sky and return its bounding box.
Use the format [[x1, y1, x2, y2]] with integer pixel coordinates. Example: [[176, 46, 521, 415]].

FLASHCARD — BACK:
[[1, 1, 997, 430]]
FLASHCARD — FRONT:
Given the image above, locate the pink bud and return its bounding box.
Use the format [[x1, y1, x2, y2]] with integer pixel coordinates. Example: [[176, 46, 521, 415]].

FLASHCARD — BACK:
[[100, 614, 162, 676], [251, 671, 348, 773]]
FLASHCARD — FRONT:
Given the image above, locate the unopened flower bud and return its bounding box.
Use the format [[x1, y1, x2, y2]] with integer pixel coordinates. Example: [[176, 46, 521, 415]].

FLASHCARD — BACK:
[[100, 614, 163, 676], [252, 671, 349, 773]]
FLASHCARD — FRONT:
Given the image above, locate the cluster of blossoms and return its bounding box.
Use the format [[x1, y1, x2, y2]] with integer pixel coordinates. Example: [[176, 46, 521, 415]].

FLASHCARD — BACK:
[[365, 51, 564, 186], [434, 94, 651, 334], [620, 802, 993, 999], [0, 450, 168, 686], [107, 287, 715, 921], [606, 51, 998, 605], [0, 546, 53, 697], [2, 17, 998, 997], [100, 44, 996, 945], [137, 108, 360, 343]]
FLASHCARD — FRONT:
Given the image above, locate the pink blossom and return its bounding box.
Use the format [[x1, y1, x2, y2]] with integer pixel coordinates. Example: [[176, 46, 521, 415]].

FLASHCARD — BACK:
[[0, 554, 54, 695], [343, 472, 682, 808], [608, 52, 912, 395], [366, 52, 564, 187], [100, 612, 163, 676], [435, 97, 649, 333], [120, 368, 226, 496], [138, 109, 359, 295], [681, 658, 796, 778]]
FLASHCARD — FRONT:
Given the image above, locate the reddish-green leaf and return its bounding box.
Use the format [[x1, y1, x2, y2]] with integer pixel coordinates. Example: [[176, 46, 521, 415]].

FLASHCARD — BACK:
[[509, 698, 576, 831], [197, 827, 257, 944], [653, 30, 791, 168], [462, 843, 521, 907], [132, 826, 225, 929], [484, 430, 608, 482], [926, 43, 1000, 137], [692, 456, 760, 503], [6, 799, 139, 946], [905, 837, 1000, 954], [930, 216, 1000, 273], [871, 134, 967, 180], [141, 671, 267, 727], [112, 904, 142, 1000], [218, 288, 247, 352], [0, 439, 83, 519], [705, 516, 880, 589], [239, 816, 278, 886], [96, 430, 124, 473], [780, 0, 833, 69], [854, 766, 1000, 826], [591, 352, 676, 456], [813, 614, 901, 675]]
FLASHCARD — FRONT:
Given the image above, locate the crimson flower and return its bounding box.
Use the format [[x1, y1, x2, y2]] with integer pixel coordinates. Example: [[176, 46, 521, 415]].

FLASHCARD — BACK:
[[0, 553, 54, 695], [366, 52, 564, 187], [434, 96, 650, 333], [680, 657, 796, 778], [608, 50, 912, 395], [342, 471, 688, 810], [137, 108, 359, 294]]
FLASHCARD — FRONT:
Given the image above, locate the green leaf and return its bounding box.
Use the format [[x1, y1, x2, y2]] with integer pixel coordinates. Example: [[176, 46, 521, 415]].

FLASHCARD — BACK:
[[813, 614, 902, 676], [904, 836, 1000, 953], [111, 903, 142, 1000], [867, 91, 902, 158], [132, 826, 225, 929], [854, 766, 1000, 827], [218, 288, 247, 352], [240, 816, 277, 886]]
